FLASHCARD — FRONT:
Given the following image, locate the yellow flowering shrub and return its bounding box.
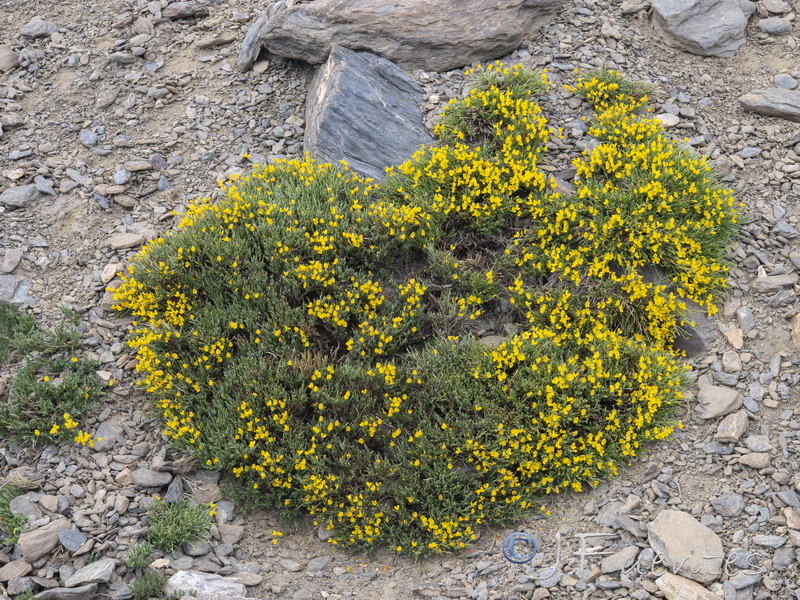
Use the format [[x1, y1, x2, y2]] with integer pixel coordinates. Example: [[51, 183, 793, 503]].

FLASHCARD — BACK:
[[113, 66, 737, 555]]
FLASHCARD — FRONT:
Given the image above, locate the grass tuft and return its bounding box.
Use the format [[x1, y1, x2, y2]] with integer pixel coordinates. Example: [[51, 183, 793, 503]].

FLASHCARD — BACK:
[[146, 499, 211, 553]]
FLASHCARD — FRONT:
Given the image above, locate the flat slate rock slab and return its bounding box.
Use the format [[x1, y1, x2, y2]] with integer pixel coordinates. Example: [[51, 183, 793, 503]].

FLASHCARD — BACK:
[[739, 88, 800, 122], [237, 0, 564, 73], [650, 0, 748, 57], [304, 45, 434, 181]]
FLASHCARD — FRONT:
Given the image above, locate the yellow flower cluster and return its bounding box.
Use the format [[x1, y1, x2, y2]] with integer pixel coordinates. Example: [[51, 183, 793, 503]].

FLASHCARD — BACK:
[[112, 66, 736, 556]]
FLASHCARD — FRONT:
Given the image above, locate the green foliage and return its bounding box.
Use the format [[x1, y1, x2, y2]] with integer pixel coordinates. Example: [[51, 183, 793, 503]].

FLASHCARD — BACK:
[[146, 499, 211, 553], [113, 66, 737, 555], [0, 305, 103, 446], [130, 569, 168, 600], [0, 486, 27, 545], [12, 592, 35, 600], [125, 541, 154, 569]]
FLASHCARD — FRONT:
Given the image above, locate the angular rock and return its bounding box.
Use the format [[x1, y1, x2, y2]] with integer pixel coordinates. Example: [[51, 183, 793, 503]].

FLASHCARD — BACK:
[[58, 528, 87, 552], [650, 0, 747, 58], [0, 184, 41, 209], [0, 248, 23, 274], [63, 558, 116, 587], [35, 584, 98, 600], [304, 46, 434, 181], [673, 299, 718, 357], [7, 576, 36, 596], [600, 546, 639, 573], [237, 0, 564, 73], [647, 510, 724, 584], [714, 410, 748, 443], [0, 559, 32, 582], [738, 452, 771, 469], [753, 534, 785, 548], [0, 45, 19, 73], [758, 17, 791, 35], [18, 518, 71, 562], [655, 573, 724, 600], [743, 434, 773, 452], [751, 272, 799, 292], [218, 523, 245, 545], [739, 89, 800, 122], [697, 385, 742, 419], [19, 17, 57, 38], [9, 493, 42, 519], [785, 507, 800, 530], [164, 571, 246, 598], [93, 419, 124, 451], [105, 233, 145, 250], [161, 2, 210, 20], [712, 492, 745, 517], [131, 468, 172, 488]]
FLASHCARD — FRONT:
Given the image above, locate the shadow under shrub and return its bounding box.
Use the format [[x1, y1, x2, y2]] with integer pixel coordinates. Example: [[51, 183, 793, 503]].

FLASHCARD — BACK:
[[114, 64, 738, 555]]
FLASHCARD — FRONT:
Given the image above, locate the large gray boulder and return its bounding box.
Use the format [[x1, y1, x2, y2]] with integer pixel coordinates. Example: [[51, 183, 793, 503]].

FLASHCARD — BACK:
[[237, 0, 563, 73], [650, 0, 748, 57], [304, 46, 434, 181], [647, 510, 724, 584], [739, 88, 800, 122]]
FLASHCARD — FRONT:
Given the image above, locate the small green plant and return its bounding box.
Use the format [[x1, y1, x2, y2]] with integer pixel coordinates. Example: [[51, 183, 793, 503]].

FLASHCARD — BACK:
[[0, 305, 103, 446], [147, 499, 210, 553], [130, 569, 168, 600], [0, 486, 27, 546], [12, 592, 35, 600], [125, 540, 154, 569]]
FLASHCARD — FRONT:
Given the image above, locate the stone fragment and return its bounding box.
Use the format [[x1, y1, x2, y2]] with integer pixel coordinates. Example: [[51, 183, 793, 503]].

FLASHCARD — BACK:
[[131, 468, 172, 488], [218, 523, 245, 545], [0, 559, 32, 582], [9, 493, 41, 519], [0, 184, 40, 209], [228, 571, 263, 586], [714, 411, 748, 442], [655, 573, 725, 600], [18, 518, 71, 562], [63, 559, 116, 587], [237, 0, 563, 72], [161, 2, 210, 20], [785, 507, 800, 530], [182, 540, 212, 556], [0, 45, 19, 73], [739, 89, 800, 122], [647, 510, 723, 584], [306, 555, 332, 572], [34, 176, 57, 196], [7, 577, 36, 596], [58, 528, 87, 552], [673, 299, 718, 357], [738, 452, 770, 469], [721, 326, 743, 349], [697, 385, 742, 419], [304, 46, 434, 181], [762, 0, 790, 12], [600, 546, 639, 573], [789, 530, 800, 547], [711, 491, 745, 517], [39, 495, 59, 512], [0, 248, 23, 274], [650, 0, 747, 58], [78, 130, 98, 148], [759, 17, 792, 35], [20, 17, 58, 38], [106, 233, 145, 250], [164, 571, 246, 598], [35, 584, 98, 600], [191, 482, 223, 504], [753, 534, 785, 548], [751, 272, 798, 292], [743, 434, 773, 452]]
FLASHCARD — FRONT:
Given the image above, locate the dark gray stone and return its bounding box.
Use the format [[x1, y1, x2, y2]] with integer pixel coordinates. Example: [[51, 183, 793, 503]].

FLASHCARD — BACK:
[[304, 46, 434, 181], [92, 420, 124, 452], [63, 559, 116, 587], [650, 0, 747, 57], [777, 490, 800, 510], [131, 468, 172, 489], [35, 584, 98, 600], [739, 89, 800, 122], [237, 0, 564, 73], [0, 184, 41, 209], [58, 528, 86, 552], [34, 176, 57, 196], [712, 492, 745, 517], [758, 17, 791, 35], [673, 298, 718, 357]]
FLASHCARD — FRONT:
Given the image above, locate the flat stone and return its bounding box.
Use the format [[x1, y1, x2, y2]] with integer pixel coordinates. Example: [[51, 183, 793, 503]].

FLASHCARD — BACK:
[[697, 385, 743, 419], [306, 556, 332, 572], [161, 2, 210, 20], [164, 571, 246, 599], [304, 46, 434, 181], [673, 299, 718, 357], [655, 573, 722, 600], [218, 523, 245, 545], [105, 233, 145, 250], [647, 510, 723, 584], [743, 434, 773, 452], [237, 0, 563, 73], [228, 571, 263, 586], [655, 113, 680, 127], [738, 452, 771, 469], [183, 540, 212, 556], [0, 184, 40, 209], [0, 45, 19, 73], [788, 530, 800, 547], [600, 546, 639, 574], [714, 410, 749, 443], [0, 559, 32, 582], [20, 17, 58, 38], [58, 528, 87, 552], [9, 493, 41, 519], [39, 495, 59, 513], [35, 584, 98, 600], [785, 507, 800, 530], [93, 420, 124, 451], [739, 89, 800, 122], [7, 576, 36, 596], [63, 558, 116, 587], [751, 272, 799, 292], [759, 17, 792, 35], [131, 468, 172, 488], [650, 0, 747, 58], [711, 492, 745, 517], [18, 518, 71, 562], [752, 534, 785, 548]]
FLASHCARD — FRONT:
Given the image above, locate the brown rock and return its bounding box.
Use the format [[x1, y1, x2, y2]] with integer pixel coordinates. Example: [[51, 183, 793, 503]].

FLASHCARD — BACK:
[[713, 410, 749, 443], [237, 0, 563, 73], [655, 573, 723, 600], [0, 559, 32, 582], [106, 233, 145, 250], [739, 452, 771, 469], [647, 510, 723, 584], [18, 518, 71, 562]]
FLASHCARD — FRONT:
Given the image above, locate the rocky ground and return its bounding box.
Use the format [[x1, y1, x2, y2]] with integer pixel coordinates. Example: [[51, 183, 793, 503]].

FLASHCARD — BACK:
[[1, 0, 800, 599]]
